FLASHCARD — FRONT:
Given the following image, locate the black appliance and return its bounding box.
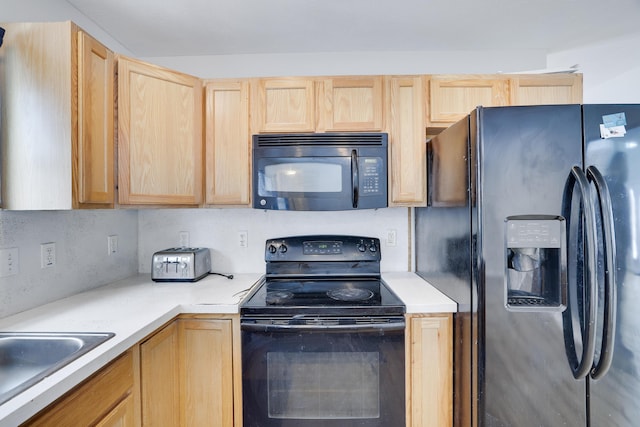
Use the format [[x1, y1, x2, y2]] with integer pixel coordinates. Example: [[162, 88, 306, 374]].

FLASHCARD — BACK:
[[416, 104, 640, 426], [240, 235, 405, 427], [252, 133, 388, 211]]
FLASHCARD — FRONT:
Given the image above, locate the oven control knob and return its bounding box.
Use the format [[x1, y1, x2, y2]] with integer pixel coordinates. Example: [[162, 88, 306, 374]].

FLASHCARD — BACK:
[[369, 245, 377, 253], [279, 244, 288, 253], [268, 244, 278, 254], [357, 243, 366, 252]]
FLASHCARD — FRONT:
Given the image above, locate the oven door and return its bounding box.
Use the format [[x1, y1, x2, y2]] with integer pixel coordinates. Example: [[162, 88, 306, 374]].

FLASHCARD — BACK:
[[241, 318, 405, 427]]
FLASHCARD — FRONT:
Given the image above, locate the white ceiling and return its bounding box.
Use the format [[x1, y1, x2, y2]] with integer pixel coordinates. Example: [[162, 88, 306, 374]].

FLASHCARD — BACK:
[[66, 0, 640, 57]]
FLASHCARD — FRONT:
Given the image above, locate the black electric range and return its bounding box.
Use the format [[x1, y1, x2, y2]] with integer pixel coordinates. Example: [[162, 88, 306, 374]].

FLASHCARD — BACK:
[[240, 235, 405, 317]]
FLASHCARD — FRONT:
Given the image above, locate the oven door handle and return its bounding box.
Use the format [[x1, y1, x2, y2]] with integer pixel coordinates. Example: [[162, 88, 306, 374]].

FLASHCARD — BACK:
[[241, 322, 406, 333]]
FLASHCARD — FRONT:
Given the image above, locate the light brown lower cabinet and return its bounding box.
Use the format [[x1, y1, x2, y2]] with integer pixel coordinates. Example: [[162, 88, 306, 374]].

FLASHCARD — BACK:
[[406, 313, 453, 427], [23, 349, 139, 426], [139, 315, 240, 427], [22, 312, 454, 427]]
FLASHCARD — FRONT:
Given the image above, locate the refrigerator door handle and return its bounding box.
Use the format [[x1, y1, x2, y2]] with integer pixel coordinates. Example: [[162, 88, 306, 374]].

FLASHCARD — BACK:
[[586, 165, 618, 380], [561, 165, 599, 379]]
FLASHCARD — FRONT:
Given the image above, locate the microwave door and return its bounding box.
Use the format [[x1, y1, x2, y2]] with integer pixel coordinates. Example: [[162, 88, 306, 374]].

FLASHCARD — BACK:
[[256, 157, 353, 210]]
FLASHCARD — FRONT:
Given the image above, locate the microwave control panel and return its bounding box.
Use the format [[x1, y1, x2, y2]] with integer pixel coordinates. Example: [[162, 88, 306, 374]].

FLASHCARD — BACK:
[[360, 157, 383, 194]]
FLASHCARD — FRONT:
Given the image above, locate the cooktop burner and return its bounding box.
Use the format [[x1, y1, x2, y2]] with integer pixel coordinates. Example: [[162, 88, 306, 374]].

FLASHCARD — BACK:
[[327, 288, 375, 302], [240, 235, 406, 317]]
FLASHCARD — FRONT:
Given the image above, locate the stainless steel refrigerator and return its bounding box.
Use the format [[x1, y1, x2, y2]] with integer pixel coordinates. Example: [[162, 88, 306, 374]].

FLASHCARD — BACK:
[[415, 104, 640, 426]]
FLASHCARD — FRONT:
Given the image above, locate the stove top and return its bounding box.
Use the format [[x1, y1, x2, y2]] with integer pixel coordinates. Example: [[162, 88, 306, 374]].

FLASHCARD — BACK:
[[240, 235, 406, 317], [241, 277, 405, 316]]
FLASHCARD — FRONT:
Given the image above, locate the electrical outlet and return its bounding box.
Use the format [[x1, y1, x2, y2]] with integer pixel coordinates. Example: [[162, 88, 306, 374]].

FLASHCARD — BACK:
[[108, 235, 118, 255], [179, 231, 190, 247], [238, 230, 248, 248], [41, 242, 56, 268], [386, 229, 397, 247], [0, 247, 19, 277]]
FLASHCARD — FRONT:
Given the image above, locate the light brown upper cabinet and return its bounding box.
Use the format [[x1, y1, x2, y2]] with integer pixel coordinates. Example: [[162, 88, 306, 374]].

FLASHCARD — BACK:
[[428, 75, 509, 126], [204, 80, 251, 206], [510, 74, 583, 106], [387, 76, 428, 206], [0, 21, 115, 210], [77, 31, 115, 207], [118, 56, 203, 206], [318, 76, 384, 132], [251, 78, 315, 133]]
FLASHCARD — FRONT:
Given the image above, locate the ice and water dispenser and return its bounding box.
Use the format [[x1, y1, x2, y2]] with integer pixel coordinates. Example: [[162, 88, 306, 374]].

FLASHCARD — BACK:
[[505, 215, 566, 311]]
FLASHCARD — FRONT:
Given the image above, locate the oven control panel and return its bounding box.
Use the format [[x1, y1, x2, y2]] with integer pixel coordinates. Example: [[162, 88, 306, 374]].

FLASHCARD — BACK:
[[265, 235, 381, 262]]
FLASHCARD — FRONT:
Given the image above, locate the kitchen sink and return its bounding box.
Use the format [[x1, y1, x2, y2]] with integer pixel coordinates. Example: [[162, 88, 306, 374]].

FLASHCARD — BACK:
[[0, 332, 114, 405]]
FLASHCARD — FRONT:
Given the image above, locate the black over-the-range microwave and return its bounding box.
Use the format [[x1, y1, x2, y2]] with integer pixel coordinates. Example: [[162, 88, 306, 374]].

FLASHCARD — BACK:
[[252, 133, 388, 211]]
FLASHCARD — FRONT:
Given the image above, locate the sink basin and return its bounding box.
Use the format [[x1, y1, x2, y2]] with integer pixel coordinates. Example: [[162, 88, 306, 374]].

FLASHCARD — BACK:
[[0, 332, 114, 405]]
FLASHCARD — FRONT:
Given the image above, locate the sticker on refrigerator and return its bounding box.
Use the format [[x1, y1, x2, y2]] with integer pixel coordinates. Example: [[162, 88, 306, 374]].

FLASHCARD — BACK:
[[600, 112, 627, 139], [600, 123, 626, 139]]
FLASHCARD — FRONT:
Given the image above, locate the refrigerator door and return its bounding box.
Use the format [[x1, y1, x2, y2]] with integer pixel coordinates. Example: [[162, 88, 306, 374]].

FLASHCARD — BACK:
[[584, 104, 640, 426], [477, 105, 586, 426]]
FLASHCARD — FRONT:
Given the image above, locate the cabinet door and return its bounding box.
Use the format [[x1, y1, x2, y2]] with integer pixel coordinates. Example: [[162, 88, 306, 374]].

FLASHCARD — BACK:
[[178, 318, 234, 427], [387, 76, 428, 206], [319, 76, 384, 131], [76, 31, 115, 207], [24, 350, 136, 426], [252, 78, 315, 133], [140, 321, 180, 426], [95, 393, 135, 427], [205, 80, 251, 205], [407, 314, 453, 427], [118, 56, 203, 205], [429, 75, 508, 125], [510, 74, 583, 105]]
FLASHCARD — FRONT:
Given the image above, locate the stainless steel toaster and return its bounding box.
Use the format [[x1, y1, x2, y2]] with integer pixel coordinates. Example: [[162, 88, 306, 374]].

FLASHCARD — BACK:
[[151, 247, 211, 282]]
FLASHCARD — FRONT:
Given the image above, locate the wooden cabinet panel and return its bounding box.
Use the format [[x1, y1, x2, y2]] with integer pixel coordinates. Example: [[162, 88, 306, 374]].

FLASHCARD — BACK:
[[140, 321, 180, 426], [387, 76, 428, 206], [407, 314, 453, 427], [429, 75, 508, 125], [118, 56, 203, 205], [77, 30, 115, 206], [0, 22, 116, 210], [251, 78, 315, 133], [178, 318, 234, 427], [205, 80, 251, 205], [319, 76, 384, 131], [24, 350, 136, 426], [510, 74, 583, 106], [95, 394, 136, 427]]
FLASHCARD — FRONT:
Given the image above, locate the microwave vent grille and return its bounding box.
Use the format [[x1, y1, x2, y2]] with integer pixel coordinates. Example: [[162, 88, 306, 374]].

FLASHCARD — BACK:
[[255, 133, 387, 147]]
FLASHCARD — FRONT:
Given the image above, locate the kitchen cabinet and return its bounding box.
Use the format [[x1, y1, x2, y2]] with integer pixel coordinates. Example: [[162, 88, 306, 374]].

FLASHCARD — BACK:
[[0, 21, 115, 210], [77, 30, 116, 207], [139, 316, 240, 427], [387, 76, 428, 206], [406, 313, 453, 427], [428, 75, 509, 126], [24, 349, 138, 426], [317, 76, 384, 132], [510, 73, 583, 106], [118, 56, 203, 206], [178, 317, 236, 426], [140, 320, 179, 426], [204, 80, 251, 206], [251, 77, 316, 133]]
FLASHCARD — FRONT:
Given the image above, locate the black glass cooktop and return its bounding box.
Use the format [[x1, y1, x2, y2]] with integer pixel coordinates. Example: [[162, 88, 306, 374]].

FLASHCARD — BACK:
[[240, 277, 405, 316]]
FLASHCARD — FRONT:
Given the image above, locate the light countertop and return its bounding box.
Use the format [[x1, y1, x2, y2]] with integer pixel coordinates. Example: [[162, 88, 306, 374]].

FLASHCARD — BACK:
[[0, 272, 455, 426]]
